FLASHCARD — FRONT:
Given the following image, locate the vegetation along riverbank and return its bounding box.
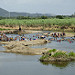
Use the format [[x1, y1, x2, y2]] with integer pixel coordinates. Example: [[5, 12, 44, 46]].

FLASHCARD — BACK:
[[40, 49, 75, 62], [0, 18, 75, 32]]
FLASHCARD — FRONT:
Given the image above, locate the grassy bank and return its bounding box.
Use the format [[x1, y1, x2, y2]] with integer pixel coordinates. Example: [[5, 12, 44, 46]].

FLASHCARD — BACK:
[[0, 28, 10, 31], [0, 18, 75, 32], [40, 49, 75, 62]]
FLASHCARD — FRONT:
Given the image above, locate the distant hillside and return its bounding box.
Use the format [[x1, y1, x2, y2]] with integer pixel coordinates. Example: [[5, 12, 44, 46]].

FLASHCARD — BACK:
[[0, 8, 54, 17], [0, 8, 9, 17], [10, 12, 30, 17]]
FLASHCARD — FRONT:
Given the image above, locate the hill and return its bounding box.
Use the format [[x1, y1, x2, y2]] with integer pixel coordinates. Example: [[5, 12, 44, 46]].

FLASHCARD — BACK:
[[0, 8, 9, 17], [0, 8, 54, 17]]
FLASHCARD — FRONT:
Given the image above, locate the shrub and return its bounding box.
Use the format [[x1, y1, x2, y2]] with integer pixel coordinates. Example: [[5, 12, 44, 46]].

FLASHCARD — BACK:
[[56, 15, 64, 19], [48, 49, 56, 53], [69, 51, 75, 57], [40, 55, 49, 60], [52, 51, 67, 57]]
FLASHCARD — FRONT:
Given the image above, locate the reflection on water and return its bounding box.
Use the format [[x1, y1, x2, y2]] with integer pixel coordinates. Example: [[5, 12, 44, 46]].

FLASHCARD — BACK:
[[32, 41, 75, 52], [0, 32, 75, 75], [40, 61, 74, 69], [0, 45, 5, 51], [0, 53, 75, 75]]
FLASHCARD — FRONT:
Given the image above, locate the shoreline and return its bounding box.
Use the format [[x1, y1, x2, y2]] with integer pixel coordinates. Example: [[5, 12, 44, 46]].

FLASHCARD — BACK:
[[0, 25, 75, 33], [0, 40, 50, 55], [40, 49, 75, 62], [0, 28, 75, 55], [0, 28, 75, 37]]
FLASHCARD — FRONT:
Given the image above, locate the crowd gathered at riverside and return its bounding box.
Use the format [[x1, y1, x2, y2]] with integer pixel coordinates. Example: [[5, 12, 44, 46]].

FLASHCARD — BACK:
[[0, 32, 41, 41], [0, 31, 75, 43], [49, 32, 75, 43]]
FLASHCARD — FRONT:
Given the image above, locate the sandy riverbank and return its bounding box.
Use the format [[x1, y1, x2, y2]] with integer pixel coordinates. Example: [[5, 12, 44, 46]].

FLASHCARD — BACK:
[[0, 25, 75, 32], [0, 29, 43, 34], [0, 39, 50, 55], [0, 25, 75, 37], [0, 29, 74, 37]]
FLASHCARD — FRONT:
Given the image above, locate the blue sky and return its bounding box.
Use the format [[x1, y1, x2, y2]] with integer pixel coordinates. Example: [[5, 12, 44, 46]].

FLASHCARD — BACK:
[[0, 0, 75, 15]]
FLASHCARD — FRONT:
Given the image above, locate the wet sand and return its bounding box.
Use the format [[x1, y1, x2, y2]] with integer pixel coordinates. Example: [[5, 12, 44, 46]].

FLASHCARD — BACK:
[[0, 39, 50, 55]]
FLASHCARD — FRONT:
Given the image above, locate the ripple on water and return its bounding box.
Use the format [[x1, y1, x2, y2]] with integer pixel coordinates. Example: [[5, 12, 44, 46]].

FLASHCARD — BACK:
[[31, 41, 75, 52], [0, 45, 5, 51]]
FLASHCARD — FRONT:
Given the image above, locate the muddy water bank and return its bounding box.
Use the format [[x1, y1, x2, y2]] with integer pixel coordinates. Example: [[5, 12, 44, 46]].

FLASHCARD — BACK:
[[0, 28, 74, 37], [0, 40, 50, 55], [0, 29, 43, 34]]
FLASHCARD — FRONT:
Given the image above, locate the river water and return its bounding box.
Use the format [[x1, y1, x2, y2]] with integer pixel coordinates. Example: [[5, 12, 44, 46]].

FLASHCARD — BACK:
[[0, 32, 75, 75], [32, 41, 75, 52], [0, 53, 75, 75]]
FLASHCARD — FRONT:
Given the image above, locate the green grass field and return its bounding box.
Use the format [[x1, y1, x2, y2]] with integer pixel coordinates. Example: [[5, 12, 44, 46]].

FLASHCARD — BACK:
[[0, 18, 75, 27]]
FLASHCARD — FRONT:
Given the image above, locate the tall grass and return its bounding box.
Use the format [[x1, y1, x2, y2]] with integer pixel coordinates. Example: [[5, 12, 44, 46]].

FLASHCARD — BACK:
[[0, 18, 75, 27]]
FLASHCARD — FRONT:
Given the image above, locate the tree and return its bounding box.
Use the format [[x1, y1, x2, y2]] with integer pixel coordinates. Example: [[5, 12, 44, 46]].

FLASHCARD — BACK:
[[56, 15, 64, 19], [41, 16, 48, 19]]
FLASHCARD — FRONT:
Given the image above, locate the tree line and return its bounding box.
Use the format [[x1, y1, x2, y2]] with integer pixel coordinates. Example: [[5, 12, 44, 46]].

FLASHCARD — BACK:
[[0, 15, 75, 20]]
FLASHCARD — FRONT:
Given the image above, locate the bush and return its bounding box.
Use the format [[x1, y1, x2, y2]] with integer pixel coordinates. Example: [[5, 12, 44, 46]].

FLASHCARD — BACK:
[[41, 16, 48, 19], [69, 51, 75, 57], [52, 51, 67, 57], [56, 15, 64, 19], [40, 55, 49, 60], [48, 49, 56, 53]]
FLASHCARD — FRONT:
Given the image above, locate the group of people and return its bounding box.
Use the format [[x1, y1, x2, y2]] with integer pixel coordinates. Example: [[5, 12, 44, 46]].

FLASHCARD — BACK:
[[51, 32, 66, 40], [0, 31, 74, 44], [0, 33, 18, 41], [49, 32, 75, 43], [0, 32, 41, 42]]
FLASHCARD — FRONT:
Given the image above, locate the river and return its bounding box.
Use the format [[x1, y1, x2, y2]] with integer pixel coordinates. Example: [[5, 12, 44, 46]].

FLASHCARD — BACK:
[[0, 32, 75, 75], [0, 53, 75, 75]]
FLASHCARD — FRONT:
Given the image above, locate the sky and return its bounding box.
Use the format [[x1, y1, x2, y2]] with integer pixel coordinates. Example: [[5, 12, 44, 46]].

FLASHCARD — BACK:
[[0, 0, 75, 15]]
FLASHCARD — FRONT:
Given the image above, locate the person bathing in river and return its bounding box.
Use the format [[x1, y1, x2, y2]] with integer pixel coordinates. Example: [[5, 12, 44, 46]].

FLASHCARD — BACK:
[[30, 38, 31, 41], [54, 33, 57, 40], [58, 33, 60, 37], [63, 32, 65, 36]]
